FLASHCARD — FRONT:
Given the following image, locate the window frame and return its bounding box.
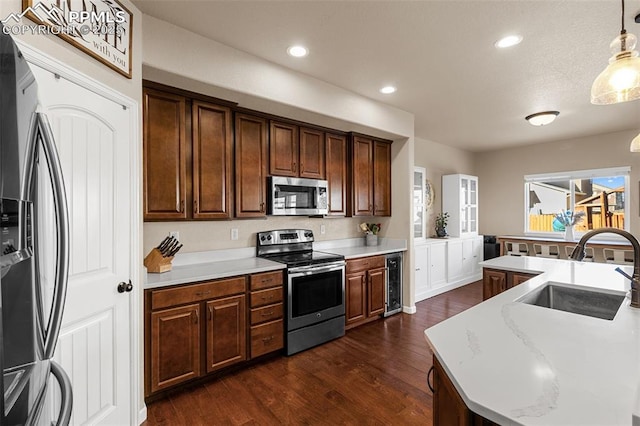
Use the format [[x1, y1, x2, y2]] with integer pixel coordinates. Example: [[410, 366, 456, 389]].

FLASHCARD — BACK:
[[523, 166, 631, 240]]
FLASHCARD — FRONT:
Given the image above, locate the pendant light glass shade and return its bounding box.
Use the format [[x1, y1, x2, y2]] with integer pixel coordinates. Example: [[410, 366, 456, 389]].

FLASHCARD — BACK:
[[630, 132, 640, 152], [591, 26, 640, 104]]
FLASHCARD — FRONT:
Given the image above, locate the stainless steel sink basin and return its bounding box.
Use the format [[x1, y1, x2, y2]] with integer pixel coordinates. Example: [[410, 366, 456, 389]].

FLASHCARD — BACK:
[[518, 283, 625, 320]]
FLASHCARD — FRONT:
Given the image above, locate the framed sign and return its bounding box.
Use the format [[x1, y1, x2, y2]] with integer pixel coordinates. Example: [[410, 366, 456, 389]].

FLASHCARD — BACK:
[[22, 0, 132, 78]]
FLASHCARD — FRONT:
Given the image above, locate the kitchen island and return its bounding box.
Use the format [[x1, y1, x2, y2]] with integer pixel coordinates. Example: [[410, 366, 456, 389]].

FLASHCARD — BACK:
[[425, 256, 640, 425]]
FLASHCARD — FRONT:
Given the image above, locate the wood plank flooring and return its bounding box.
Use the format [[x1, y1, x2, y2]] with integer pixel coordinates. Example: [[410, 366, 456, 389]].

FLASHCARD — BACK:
[[143, 280, 483, 425]]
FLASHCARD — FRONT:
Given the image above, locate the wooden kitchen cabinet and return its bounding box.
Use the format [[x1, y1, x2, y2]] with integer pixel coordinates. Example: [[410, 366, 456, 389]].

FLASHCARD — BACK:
[[145, 276, 247, 397], [143, 85, 234, 220], [143, 87, 188, 220], [235, 113, 268, 218], [350, 134, 392, 217], [346, 255, 386, 329], [269, 121, 326, 179], [249, 271, 284, 358], [192, 100, 233, 219], [149, 304, 200, 393], [325, 132, 348, 215], [482, 268, 540, 300], [205, 294, 246, 372]]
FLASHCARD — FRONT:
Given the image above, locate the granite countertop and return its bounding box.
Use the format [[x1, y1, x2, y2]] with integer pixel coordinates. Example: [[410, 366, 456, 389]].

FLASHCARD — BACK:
[[425, 256, 640, 425]]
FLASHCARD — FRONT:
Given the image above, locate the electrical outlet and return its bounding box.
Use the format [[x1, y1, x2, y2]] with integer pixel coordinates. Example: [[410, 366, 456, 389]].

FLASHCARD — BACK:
[[320, 224, 326, 235], [169, 231, 179, 240], [231, 228, 239, 241]]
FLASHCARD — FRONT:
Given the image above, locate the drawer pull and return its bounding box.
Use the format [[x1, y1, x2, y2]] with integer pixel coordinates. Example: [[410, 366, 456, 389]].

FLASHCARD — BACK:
[[262, 336, 274, 344], [261, 278, 273, 284], [195, 290, 211, 297], [193, 310, 198, 324], [262, 295, 274, 301], [261, 311, 274, 317]]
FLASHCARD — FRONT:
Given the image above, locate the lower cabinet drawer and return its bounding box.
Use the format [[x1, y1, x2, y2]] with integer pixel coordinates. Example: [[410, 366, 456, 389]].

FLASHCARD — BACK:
[[250, 287, 283, 308], [250, 303, 284, 325], [250, 319, 284, 358]]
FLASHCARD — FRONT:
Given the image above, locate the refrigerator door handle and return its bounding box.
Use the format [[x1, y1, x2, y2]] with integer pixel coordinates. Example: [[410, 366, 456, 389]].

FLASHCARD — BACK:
[[36, 112, 70, 360], [50, 360, 73, 426]]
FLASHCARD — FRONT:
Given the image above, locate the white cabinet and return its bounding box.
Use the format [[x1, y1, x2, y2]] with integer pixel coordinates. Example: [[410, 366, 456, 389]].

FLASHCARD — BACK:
[[442, 174, 478, 237], [414, 236, 482, 303]]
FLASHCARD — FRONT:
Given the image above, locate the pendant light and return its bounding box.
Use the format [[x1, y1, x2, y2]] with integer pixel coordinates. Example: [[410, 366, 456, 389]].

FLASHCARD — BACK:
[[591, 0, 640, 105]]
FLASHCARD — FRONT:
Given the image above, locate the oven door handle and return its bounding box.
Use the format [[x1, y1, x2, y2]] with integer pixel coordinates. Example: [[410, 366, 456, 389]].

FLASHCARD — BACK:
[[288, 261, 345, 276]]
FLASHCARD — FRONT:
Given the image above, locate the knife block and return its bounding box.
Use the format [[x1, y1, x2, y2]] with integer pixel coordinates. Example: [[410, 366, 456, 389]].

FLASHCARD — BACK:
[[144, 248, 174, 273]]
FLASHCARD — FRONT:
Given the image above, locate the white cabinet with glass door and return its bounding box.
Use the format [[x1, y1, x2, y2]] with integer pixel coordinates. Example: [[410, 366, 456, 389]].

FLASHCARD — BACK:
[[442, 174, 478, 237]]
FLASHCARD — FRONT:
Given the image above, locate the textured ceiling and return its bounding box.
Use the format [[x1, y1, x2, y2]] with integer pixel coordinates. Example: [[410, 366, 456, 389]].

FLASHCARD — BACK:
[[133, 0, 640, 152]]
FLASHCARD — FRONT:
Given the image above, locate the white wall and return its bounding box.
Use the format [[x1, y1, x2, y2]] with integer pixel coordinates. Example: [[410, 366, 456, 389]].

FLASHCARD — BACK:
[[475, 129, 640, 237], [414, 136, 476, 236]]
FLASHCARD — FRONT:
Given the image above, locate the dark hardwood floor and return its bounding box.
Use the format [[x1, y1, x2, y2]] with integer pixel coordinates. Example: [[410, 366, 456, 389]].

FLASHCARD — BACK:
[[143, 280, 483, 425]]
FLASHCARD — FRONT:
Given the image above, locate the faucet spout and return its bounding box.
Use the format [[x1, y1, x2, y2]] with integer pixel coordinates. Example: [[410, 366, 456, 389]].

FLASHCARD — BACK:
[[569, 227, 640, 308]]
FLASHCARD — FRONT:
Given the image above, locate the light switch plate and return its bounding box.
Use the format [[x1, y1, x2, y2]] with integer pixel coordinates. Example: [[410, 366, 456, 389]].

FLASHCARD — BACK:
[[231, 228, 239, 240]]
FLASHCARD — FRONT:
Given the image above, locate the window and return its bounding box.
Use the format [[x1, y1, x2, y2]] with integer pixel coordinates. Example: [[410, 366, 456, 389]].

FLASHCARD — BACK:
[[413, 167, 426, 239], [524, 167, 630, 235]]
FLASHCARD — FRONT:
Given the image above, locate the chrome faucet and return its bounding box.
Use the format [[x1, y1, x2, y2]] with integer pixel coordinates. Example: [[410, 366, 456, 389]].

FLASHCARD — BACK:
[[569, 227, 640, 308]]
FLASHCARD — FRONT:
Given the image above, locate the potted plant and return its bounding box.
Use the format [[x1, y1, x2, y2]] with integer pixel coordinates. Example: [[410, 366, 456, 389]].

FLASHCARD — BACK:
[[359, 222, 381, 246], [435, 212, 449, 238]]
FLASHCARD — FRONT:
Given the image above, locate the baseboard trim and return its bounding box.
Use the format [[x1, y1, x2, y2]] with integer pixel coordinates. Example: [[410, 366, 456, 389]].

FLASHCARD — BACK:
[[138, 405, 147, 425], [403, 305, 417, 314], [415, 273, 481, 303]]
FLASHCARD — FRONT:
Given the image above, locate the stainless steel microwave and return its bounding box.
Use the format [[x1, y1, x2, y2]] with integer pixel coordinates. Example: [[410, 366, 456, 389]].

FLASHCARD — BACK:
[[268, 176, 328, 216]]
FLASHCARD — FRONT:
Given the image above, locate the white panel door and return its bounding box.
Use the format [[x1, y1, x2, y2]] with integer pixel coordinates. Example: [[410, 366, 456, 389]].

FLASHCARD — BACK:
[[446, 240, 464, 282], [430, 242, 447, 289], [31, 65, 132, 425]]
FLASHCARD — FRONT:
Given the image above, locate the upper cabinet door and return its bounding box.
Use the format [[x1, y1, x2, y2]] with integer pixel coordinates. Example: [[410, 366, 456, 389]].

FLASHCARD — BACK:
[[192, 101, 233, 219], [299, 127, 325, 179], [351, 135, 374, 216], [325, 133, 347, 216], [269, 121, 298, 177], [373, 141, 391, 216], [143, 88, 187, 220], [235, 113, 268, 218]]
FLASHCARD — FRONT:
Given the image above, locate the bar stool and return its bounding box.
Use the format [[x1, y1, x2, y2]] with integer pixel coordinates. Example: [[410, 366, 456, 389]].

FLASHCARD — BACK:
[[533, 244, 559, 259], [505, 242, 529, 256], [603, 248, 634, 265], [565, 245, 594, 262]]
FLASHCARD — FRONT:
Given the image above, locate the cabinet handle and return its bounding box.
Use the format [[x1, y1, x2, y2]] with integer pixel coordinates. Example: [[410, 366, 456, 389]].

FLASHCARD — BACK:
[[260, 202, 265, 212], [293, 162, 297, 172], [261, 311, 274, 317], [209, 306, 213, 321], [194, 199, 199, 213], [195, 290, 211, 297], [261, 278, 273, 284], [179, 199, 185, 213], [416, 268, 421, 271], [262, 294, 274, 301], [369, 204, 372, 211], [427, 366, 435, 393], [262, 335, 274, 344], [193, 310, 199, 324]]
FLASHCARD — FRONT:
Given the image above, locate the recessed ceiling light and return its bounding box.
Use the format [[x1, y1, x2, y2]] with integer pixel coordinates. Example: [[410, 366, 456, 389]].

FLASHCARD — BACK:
[[287, 45, 308, 58], [495, 35, 523, 48], [380, 86, 397, 94], [525, 111, 560, 126]]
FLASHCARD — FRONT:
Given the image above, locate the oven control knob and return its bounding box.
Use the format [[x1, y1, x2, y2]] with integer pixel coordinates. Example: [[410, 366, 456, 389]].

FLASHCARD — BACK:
[[267, 235, 272, 240], [260, 236, 266, 241], [305, 232, 313, 238]]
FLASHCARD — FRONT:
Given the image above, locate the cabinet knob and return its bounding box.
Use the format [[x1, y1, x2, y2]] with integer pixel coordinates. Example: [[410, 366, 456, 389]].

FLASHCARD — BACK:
[[293, 162, 297, 172], [260, 202, 265, 212], [179, 199, 185, 213], [194, 199, 199, 213]]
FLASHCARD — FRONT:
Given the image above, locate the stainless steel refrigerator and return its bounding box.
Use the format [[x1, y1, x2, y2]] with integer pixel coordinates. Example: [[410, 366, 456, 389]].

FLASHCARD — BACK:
[[1, 27, 73, 425]]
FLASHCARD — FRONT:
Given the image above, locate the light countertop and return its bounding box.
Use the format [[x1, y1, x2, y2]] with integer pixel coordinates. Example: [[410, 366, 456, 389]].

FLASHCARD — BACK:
[[498, 234, 632, 246], [425, 256, 640, 425], [145, 238, 406, 290]]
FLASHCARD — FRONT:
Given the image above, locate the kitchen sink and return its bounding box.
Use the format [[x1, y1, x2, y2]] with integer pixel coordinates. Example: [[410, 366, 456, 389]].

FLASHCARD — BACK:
[[518, 282, 626, 320]]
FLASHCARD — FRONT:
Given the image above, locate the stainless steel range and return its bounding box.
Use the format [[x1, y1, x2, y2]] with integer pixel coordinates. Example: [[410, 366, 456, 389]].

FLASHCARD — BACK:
[[256, 229, 345, 355]]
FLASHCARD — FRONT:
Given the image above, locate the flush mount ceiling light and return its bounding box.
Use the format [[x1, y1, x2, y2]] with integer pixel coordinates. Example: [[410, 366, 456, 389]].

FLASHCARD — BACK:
[[494, 35, 523, 49], [380, 86, 397, 94], [591, 0, 640, 104], [630, 132, 640, 152], [287, 45, 308, 58], [525, 111, 560, 126]]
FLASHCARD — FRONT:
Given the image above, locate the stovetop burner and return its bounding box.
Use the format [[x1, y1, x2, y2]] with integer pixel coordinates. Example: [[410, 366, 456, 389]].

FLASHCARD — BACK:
[[256, 229, 344, 267]]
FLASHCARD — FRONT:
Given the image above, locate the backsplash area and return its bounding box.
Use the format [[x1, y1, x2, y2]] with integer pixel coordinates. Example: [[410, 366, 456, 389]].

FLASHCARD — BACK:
[[143, 216, 390, 256]]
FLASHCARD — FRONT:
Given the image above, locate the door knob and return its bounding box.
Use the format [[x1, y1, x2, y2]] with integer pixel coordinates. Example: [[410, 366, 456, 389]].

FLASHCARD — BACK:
[[117, 280, 133, 293]]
